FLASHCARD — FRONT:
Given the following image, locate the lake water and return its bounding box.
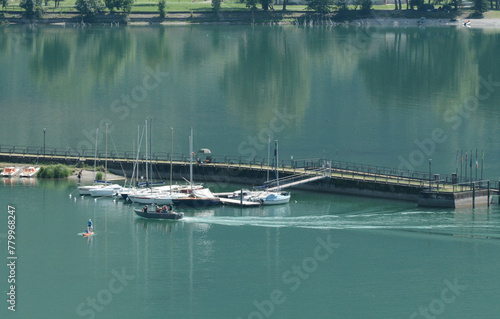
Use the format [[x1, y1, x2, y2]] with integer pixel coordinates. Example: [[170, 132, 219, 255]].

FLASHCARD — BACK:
[[1, 24, 500, 318]]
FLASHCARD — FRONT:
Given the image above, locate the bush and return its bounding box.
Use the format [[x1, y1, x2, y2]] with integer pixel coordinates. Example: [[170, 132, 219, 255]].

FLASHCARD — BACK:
[[37, 164, 71, 179], [96, 172, 103, 181]]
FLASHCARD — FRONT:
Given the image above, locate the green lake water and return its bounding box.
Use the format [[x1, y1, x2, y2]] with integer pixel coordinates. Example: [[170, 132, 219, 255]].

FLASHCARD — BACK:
[[1, 24, 500, 318]]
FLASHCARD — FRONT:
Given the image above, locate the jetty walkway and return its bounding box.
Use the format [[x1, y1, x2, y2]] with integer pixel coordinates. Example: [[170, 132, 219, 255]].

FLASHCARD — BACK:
[[0, 144, 497, 208]]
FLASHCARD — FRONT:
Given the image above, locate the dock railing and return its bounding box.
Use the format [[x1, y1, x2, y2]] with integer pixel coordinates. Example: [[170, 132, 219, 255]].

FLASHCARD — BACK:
[[1, 144, 498, 191]]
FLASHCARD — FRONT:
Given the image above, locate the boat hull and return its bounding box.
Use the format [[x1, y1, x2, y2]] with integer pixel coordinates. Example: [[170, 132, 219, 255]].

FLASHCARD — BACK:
[[134, 208, 184, 220]]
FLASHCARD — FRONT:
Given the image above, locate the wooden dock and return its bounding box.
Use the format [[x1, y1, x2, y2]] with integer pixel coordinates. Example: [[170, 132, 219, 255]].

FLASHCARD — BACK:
[[219, 198, 261, 207]]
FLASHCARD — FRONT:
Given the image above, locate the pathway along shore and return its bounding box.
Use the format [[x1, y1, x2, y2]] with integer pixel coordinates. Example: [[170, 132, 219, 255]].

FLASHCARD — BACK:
[[2, 10, 500, 28]]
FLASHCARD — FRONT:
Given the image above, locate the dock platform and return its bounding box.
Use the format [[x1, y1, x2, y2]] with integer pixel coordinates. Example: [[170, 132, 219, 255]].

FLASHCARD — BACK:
[[219, 198, 261, 207]]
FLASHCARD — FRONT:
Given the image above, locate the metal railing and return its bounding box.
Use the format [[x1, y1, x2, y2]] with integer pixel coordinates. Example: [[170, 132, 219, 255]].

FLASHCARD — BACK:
[[1, 144, 498, 190]]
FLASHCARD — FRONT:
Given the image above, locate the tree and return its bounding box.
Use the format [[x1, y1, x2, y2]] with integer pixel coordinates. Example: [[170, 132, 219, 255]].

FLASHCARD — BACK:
[[282, 0, 289, 11], [360, 0, 372, 13], [306, 0, 334, 13], [472, 0, 489, 14], [19, 0, 44, 18], [104, 0, 133, 13], [211, 0, 220, 16], [246, 0, 258, 10], [2, 0, 8, 10], [260, 0, 273, 11], [76, 0, 104, 21], [158, 0, 166, 18]]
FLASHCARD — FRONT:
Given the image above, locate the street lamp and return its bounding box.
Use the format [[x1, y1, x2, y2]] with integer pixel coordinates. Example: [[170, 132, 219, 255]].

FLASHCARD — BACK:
[[428, 159, 432, 191], [43, 128, 46, 157]]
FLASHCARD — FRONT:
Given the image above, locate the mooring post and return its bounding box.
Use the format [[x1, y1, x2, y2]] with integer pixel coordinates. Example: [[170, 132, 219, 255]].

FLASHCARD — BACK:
[[240, 189, 243, 206]]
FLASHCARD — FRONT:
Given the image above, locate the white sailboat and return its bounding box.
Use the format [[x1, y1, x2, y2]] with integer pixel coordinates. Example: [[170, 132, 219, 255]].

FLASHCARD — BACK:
[[88, 123, 122, 197], [248, 139, 290, 205]]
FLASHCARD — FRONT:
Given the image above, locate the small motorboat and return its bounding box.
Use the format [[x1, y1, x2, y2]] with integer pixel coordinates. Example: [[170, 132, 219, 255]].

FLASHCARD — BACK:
[[134, 206, 184, 220]]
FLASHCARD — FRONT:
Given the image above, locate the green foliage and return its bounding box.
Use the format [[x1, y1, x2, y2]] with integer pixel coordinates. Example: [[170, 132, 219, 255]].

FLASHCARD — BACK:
[[246, 0, 258, 10], [37, 164, 71, 179], [105, 0, 133, 13], [472, 0, 489, 14], [158, 0, 166, 18], [76, 0, 104, 20], [360, 0, 372, 13], [260, 0, 273, 11], [2, 0, 8, 10], [96, 171, 103, 181], [19, 0, 45, 19], [211, 0, 221, 15], [306, 0, 334, 14]]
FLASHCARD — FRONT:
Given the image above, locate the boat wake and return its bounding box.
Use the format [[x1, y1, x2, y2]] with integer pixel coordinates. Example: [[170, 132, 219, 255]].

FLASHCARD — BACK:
[[181, 209, 500, 239]]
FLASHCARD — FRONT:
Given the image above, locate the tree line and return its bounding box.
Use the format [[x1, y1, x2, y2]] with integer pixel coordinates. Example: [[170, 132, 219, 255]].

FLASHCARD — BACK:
[[9, 0, 497, 21]]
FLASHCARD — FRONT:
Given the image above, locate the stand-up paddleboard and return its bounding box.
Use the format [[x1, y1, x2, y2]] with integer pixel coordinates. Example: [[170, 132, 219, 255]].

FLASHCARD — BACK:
[[82, 231, 95, 237]]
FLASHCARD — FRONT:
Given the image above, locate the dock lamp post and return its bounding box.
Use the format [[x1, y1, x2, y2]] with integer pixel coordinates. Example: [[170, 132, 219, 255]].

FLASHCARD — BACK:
[[43, 128, 46, 157], [429, 159, 432, 191]]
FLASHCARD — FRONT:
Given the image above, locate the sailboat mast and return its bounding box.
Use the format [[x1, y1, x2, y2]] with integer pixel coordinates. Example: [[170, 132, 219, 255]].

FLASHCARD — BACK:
[[145, 119, 148, 183], [189, 128, 193, 190], [105, 123, 108, 184], [150, 117, 153, 187], [94, 128, 98, 182], [275, 140, 279, 190], [136, 125, 139, 186], [267, 135, 270, 184], [170, 127, 173, 195]]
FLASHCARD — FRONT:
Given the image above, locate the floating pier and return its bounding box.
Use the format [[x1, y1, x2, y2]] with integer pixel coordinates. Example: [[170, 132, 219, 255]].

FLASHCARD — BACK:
[[219, 198, 262, 207], [1, 146, 498, 209]]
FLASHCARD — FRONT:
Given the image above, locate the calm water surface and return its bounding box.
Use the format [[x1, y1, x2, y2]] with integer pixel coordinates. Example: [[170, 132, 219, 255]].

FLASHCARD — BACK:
[[1, 180, 500, 318], [1, 25, 500, 318]]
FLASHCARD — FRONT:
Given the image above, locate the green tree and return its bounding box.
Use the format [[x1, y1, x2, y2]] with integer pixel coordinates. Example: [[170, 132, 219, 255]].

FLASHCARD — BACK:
[[158, 0, 166, 18], [246, 0, 258, 10], [2, 0, 8, 10], [211, 0, 220, 16], [472, 0, 489, 14], [306, 0, 333, 13], [260, 0, 273, 10], [76, 0, 104, 21], [360, 0, 372, 13], [105, 0, 133, 13], [19, 0, 44, 18]]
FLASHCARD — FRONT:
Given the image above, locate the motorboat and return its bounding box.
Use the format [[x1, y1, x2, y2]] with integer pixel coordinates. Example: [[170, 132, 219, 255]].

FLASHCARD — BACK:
[[134, 206, 184, 220]]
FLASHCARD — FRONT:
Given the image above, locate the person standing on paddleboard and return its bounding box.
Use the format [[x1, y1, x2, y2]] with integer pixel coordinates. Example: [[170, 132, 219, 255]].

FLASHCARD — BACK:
[[88, 219, 93, 231]]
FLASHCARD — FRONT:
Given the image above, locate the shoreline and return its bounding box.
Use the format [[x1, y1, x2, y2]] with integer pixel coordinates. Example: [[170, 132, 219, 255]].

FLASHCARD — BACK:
[[2, 10, 500, 29], [0, 163, 126, 183]]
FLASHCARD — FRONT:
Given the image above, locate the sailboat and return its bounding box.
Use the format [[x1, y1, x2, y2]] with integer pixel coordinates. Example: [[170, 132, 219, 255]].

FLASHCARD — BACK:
[[78, 128, 107, 195], [127, 125, 201, 205], [248, 139, 291, 205], [171, 128, 220, 207], [88, 123, 123, 197]]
